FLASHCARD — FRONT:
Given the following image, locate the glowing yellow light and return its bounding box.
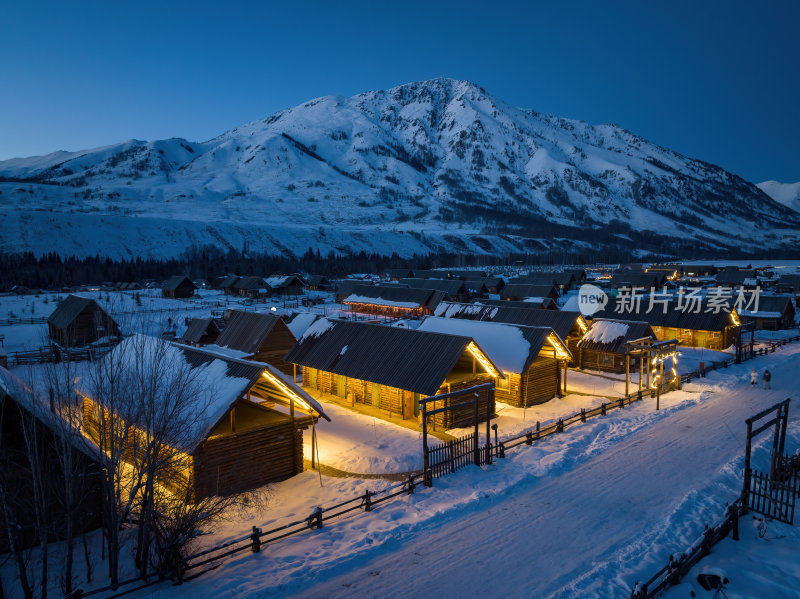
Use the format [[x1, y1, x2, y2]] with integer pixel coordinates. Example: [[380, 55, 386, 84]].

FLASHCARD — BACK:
[[730, 310, 740, 326], [467, 342, 501, 378], [547, 332, 573, 361], [576, 316, 589, 334], [261, 370, 315, 414]]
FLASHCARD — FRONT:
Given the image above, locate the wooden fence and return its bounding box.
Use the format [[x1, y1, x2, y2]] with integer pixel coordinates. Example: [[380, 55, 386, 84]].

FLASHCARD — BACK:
[[629, 500, 744, 599], [747, 469, 799, 524], [0, 316, 48, 326], [6, 344, 114, 367], [427, 433, 478, 478]]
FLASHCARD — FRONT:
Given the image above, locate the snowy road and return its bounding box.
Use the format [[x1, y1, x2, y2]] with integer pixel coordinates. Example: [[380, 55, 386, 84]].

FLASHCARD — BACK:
[[299, 350, 800, 599]]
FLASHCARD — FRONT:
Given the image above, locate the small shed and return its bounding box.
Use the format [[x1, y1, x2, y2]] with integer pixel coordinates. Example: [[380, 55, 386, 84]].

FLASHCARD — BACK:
[[207, 310, 298, 375], [182, 317, 221, 346], [161, 276, 197, 299], [48, 295, 120, 348], [79, 336, 329, 500], [576, 319, 655, 373], [286, 319, 501, 428]]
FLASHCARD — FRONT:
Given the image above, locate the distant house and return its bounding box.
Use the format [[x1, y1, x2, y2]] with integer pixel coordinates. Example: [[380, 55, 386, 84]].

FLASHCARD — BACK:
[[384, 268, 414, 281], [680, 265, 719, 278], [333, 279, 368, 304], [737, 295, 796, 330], [576, 319, 655, 373], [463, 277, 505, 294], [48, 295, 120, 348], [206, 310, 298, 375], [285, 312, 321, 339], [500, 284, 560, 302], [608, 272, 663, 290], [305, 275, 330, 291], [399, 278, 471, 302], [234, 276, 270, 299], [181, 317, 221, 346], [0, 367, 103, 551], [535, 272, 578, 292], [417, 317, 572, 407], [410, 269, 451, 280], [715, 270, 757, 289], [448, 269, 488, 280], [79, 336, 329, 500], [265, 275, 305, 296], [591, 300, 740, 351], [478, 297, 558, 310], [218, 275, 241, 296], [161, 276, 197, 299], [343, 285, 446, 318], [285, 319, 501, 428], [775, 274, 800, 296]]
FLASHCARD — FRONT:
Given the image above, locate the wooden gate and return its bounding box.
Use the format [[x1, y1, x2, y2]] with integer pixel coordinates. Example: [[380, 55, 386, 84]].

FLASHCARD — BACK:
[[427, 433, 477, 478], [747, 468, 799, 524]]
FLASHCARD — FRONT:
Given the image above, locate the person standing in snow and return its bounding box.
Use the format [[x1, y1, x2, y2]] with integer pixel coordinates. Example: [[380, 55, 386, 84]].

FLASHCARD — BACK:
[[750, 368, 758, 385], [763, 369, 772, 389]]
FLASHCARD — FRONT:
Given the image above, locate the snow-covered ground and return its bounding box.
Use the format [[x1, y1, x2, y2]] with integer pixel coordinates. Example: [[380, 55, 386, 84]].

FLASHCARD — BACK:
[[2, 290, 800, 599]]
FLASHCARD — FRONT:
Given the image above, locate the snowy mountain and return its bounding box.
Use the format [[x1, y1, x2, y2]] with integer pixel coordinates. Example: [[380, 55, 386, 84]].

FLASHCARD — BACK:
[[757, 180, 800, 213], [1, 78, 797, 259]]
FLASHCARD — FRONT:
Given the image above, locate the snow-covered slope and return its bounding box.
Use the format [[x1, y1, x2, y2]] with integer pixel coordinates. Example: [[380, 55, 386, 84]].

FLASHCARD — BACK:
[[757, 180, 800, 213], [1, 78, 797, 259]]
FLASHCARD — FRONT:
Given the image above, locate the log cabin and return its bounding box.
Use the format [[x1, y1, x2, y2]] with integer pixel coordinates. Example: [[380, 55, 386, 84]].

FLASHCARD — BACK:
[[775, 274, 800, 296], [342, 285, 446, 318], [79, 336, 329, 500], [591, 300, 740, 351], [48, 294, 121, 348], [234, 276, 270, 299], [417, 317, 572, 407], [500, 284, 560, 302], [714, 269, 758, 289], [182, 317, 221, 346], [576, 319, 655, 373], [333, 279, 368, 303], [737, 295, 796, 330], [285, 319, 502, 428], [480, 297, 558, 310], [399, 278, 471, 302], [161, 276, 197, 299], [680, 265, 719, 278], [0, 367, 104, 551], [433, 301, 587, 364], [462, 276, 505, 294], [265, 275, 306, 296], [206, 310, 298, 375], [218, 275, 241, 295], [608, 272, 663, 291], [448, 269, 488, 280], [305, 275, 331, 290], [384, 268, 415, 281]]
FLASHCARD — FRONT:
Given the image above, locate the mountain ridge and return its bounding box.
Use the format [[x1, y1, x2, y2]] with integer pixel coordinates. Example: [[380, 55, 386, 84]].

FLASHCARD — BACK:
[[1, 78, 797, 259]]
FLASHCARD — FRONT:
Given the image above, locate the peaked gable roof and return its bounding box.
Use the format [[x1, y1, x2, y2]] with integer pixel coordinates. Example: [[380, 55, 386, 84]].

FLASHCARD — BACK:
[[48, 294, 105, 329], [285, 319, 501, 395], [399, 278, 468, 296], [182, 318, 220, 345], [418, 316, 569, 373], [578, 319, 655, 353], [214, 311, 292, 355], [433, 301, 586, 339]]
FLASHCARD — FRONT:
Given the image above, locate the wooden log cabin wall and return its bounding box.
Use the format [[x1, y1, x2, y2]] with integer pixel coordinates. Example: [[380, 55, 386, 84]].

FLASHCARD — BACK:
[[286, 319, 502, 429], [79, 336, 329, 501]]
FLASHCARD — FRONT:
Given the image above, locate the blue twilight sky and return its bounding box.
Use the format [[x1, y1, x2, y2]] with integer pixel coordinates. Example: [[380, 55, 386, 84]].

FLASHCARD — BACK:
[[1, 1, 798, 183]]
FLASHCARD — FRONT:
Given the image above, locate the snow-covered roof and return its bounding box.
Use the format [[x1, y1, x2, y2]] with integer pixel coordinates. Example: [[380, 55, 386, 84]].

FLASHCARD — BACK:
[[582, 320, 630, 345], [79, 334, 328, 453], [418, 316, 569, 373], [578, 319, 655, 352], [343, 294, 422, 309], [286, 312, 321, 339]]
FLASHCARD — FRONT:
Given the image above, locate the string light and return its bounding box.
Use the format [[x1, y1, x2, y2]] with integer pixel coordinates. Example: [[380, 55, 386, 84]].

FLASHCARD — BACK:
[[467, 342, 501, 378]]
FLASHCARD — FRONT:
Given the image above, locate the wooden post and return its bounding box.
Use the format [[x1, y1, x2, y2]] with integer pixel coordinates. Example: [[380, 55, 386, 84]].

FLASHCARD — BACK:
[[743, 420, 753, 512], [625, 354, 630, 398], [473, 392, 480, 466], [422, 398, 431, 486], [485, 388, 492, 465], [293, 363, 297, 384], [230, 406, 236, 433], [563, 361, 567, 395]]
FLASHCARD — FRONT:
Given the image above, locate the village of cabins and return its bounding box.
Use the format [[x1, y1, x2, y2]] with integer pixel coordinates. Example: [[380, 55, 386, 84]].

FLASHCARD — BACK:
[[1, 264, 798, 508]]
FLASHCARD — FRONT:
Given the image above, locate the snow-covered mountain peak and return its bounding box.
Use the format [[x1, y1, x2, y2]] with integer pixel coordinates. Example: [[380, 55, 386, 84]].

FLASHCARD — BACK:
[[0, 78, 797, 259]]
